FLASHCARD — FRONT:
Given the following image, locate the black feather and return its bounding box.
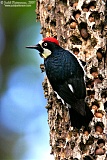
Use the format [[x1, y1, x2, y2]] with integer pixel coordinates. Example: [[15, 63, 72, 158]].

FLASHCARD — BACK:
[[43, 42, 93, 128], [69, 104, 93, 129]]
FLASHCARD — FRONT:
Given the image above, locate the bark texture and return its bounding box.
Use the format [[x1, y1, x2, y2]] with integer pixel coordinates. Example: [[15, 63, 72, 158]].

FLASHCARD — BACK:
[[36, 0, 107, 159]]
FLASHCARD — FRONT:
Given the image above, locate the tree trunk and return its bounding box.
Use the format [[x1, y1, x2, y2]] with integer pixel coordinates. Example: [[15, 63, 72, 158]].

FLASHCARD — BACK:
[[36, 0, 107, 159]]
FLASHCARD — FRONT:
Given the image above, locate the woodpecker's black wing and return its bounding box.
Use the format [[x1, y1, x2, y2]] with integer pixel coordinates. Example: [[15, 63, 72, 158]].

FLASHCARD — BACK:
[[45, 48, 86, 115], [44, 47, 93, 127], [57, 76, 86, 116]]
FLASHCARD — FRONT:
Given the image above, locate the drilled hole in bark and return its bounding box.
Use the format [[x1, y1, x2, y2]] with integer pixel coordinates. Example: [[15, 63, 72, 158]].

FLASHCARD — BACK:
[[53, 35, 57, 39], [91, 37, 97, 47], [70, 35, 82, 45], [101, 89, 107, 98], [104, 101, 107, 112], [90, 67, 98, 79], [86, 78, 94, 89], [95, 110, 104, 118], [78, 22, 87, 29], [96, 48, 104, 61], [94, 122, 104, 133], [86, 136, 94, 145], [68, 19, 76, 24], [69, 0, 78, 7], [89, 11, 100, 20], [95, 147, 105, 155], [68, 19, 77, 29], [90, 66, 98, 74], [70, 142, 75, 149], [60, 36, 67, 43], [70, 22, 77, 29], [88, 1, 96, 10], [73, 10, 81, 20], [45, 16, 50, 23], [87, 90, 95, 98], [50, 19, 56, 26], [91, 100, 100, 110], [81, 2, 89, 12], [78, 22, 90, 40], [60, 0, 67, 4], [83, 155, 94, 160], [83, 127, 91, 134], [72, 47, 79, 55], [97, 139, 105, 146], [89, 14, 95, 22], [79, 141, 87, 151]]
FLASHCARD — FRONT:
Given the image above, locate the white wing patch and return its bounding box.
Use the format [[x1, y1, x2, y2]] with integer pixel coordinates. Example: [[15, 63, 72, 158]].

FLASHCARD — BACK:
[[54, 91, 65, 104], [68, 84, 74, 93]]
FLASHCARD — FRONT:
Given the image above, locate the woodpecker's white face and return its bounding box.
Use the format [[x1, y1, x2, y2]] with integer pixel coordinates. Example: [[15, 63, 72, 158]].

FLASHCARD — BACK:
[[26, 37, 59, 59], [38, 40, 52, 59]]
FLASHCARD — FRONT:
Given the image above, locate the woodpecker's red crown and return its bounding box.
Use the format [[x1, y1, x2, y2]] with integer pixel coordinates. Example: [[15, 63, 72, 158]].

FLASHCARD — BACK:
[[43, 37, 59, 46]]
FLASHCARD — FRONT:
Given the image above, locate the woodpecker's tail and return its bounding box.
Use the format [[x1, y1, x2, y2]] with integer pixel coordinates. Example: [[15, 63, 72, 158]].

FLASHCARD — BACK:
[[69, 103, 93, 129]]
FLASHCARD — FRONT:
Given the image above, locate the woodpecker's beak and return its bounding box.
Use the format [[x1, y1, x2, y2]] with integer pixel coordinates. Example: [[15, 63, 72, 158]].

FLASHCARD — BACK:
[[26, 44, 44, 53], [26, 45, 38, 49]]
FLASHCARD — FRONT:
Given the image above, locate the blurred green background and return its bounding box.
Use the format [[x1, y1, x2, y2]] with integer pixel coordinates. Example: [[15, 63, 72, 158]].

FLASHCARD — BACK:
[[0, 1, 53, 160]]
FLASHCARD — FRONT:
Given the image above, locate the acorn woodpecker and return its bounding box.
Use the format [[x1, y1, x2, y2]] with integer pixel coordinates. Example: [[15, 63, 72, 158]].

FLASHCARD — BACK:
[[26, 37, 93, 129]]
